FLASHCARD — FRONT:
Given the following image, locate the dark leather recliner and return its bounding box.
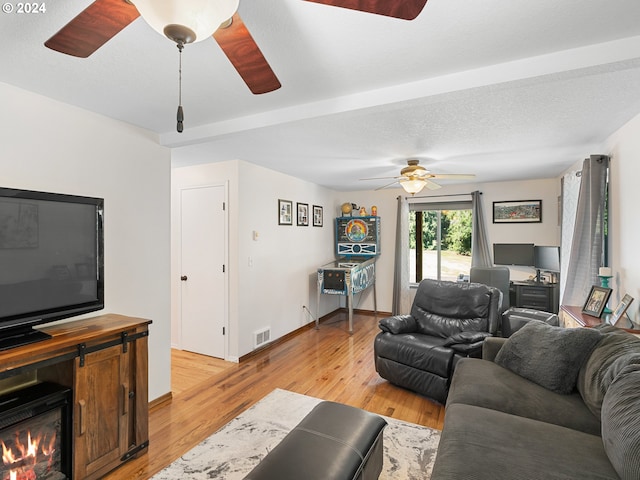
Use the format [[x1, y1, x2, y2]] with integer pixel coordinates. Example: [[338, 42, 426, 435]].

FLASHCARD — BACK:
[[374, 278, 500, 404]]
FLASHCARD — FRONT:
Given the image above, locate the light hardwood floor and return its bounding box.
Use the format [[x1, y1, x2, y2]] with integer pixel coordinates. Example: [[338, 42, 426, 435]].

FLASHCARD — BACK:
[[104, 310, 445, 479]]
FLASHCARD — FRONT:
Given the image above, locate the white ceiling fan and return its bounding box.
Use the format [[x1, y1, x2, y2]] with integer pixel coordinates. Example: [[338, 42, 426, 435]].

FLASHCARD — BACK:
[[360, 159, 476, 195]]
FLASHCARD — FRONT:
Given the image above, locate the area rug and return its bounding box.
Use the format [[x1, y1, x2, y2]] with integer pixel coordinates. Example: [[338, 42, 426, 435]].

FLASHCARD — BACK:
[[152, 388, 440, 480]]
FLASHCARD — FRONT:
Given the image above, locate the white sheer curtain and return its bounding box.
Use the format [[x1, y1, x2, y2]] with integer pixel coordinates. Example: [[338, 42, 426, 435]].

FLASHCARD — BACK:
[[392, 196, 411, 315], [471, 191, 492, 267], [560, 170, 582, 303], [562, 155, 610, 306]]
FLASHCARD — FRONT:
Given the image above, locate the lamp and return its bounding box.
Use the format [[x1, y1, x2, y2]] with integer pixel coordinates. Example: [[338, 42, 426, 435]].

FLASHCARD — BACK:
[[132, 0, 239, 44], [400, 177, 426, 195]]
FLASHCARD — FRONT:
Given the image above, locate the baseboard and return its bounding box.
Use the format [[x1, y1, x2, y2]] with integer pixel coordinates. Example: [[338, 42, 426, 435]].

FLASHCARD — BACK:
[[338, 307, 392, 317], [238, 308, 390, 363], [149, 391, 173, 411]]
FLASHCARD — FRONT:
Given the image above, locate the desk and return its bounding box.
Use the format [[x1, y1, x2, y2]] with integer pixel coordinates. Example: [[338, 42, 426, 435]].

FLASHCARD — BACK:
[[560, 305, 640, 333], [510, 282, 559, 313]]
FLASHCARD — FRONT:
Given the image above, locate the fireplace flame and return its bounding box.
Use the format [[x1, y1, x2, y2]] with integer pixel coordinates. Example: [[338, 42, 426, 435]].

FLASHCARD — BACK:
[[1, 430, 57, 480]]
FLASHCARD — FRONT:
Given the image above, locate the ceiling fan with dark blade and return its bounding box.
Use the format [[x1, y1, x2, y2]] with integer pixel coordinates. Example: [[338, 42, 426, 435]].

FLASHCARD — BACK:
[[44, 0, 428, 131], [44, 0, 428, 93], [360, 159, 476, 194], [304, 0, 427, 20]]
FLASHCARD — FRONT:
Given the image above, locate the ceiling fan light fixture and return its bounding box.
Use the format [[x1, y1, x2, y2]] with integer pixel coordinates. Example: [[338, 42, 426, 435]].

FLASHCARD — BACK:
[[400, 178, 426, 195], [132, 0, 239, 44]]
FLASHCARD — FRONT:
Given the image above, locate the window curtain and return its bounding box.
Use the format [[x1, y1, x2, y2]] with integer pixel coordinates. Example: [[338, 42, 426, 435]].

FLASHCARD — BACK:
[[562, 155, 610, 307], [471, 191, 492, 267], [560, 170, 582, 303], [392, 195, 411, 315]]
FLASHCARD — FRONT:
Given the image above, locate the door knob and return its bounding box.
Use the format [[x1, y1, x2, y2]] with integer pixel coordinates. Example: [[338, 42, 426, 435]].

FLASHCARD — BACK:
[[180, 275, 188, 281]]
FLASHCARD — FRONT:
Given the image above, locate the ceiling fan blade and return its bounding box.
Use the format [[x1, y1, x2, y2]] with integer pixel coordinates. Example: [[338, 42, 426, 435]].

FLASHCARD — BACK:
[[303, 0, 428, 20], [423, 179, 442, 190], [359, 176, 400, 181], [213, 13, 281, 95], [429, 174, 476, 180], [44, 0, 140, 58], [375, 180, 400, 191]]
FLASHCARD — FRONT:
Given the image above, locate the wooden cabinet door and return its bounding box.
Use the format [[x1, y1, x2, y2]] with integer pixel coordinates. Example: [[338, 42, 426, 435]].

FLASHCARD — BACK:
[[74, 343, 130, 480]]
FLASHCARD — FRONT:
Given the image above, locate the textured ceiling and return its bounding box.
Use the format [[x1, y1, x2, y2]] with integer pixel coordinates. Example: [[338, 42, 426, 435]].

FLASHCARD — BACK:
[[2, 0, 640, 190]]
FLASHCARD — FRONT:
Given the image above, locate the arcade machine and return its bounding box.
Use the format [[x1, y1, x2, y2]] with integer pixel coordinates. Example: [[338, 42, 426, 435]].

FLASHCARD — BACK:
[[317, 211, 380, 334]]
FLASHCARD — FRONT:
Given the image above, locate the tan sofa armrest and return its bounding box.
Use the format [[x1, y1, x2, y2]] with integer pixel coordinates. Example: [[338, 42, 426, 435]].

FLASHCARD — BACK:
[[482, 337, 508, 362]]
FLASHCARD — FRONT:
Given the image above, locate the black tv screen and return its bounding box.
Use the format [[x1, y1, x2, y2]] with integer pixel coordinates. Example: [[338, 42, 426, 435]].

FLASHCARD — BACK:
[[0, 187, 104, 349], [534, 246, 560, 272], [493, 243, 534, 267]]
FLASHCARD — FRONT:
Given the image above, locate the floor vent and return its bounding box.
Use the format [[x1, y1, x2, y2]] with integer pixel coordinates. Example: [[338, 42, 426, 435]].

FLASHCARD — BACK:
[[254, 327, 271, 349]]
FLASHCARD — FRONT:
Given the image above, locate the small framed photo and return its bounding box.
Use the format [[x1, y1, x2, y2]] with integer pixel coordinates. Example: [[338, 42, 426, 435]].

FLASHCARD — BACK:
[[609, 294, 634, 325], [297, 202, 309, 226], [582, 285, 613, 318], [278, 199, 292, 225], [312, 205, 323, 227], [493, 200, 542, 223]]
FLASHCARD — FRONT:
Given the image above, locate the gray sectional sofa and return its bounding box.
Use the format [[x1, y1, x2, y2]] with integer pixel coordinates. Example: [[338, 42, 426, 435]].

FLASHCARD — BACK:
[[431, 321, 640, 480]]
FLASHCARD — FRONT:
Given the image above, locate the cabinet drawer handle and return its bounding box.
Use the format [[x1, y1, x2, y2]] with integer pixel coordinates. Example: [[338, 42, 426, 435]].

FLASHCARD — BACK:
[[79, 399, 86, 435]]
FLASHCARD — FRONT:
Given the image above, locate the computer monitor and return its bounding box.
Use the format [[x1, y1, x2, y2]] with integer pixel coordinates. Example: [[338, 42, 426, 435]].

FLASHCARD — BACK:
[[534, 246, 560, 272], [493, 243, 535, 267]]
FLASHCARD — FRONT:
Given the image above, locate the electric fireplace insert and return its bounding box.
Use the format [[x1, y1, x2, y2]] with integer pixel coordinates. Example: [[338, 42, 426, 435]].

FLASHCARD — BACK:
[[0, 382, 72, 480]]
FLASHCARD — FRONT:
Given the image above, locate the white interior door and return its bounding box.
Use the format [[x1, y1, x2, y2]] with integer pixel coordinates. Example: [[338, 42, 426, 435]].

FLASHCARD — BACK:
[[180, 185, 226, 358]]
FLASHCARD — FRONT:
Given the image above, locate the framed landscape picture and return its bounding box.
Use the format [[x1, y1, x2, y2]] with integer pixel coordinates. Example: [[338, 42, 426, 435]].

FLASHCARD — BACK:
[[493, 200, 542, 223], [278, 199, 292, 225]]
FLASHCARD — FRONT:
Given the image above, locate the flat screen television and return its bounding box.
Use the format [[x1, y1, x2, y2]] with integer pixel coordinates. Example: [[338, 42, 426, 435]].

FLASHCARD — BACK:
[[0, 187, 104, 350], [534, 245, 560, 272], [493, 243, 534, 267]]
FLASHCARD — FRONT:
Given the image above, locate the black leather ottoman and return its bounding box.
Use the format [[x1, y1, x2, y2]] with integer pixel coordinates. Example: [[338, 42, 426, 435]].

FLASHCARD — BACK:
[[244, 401, 387, 480]]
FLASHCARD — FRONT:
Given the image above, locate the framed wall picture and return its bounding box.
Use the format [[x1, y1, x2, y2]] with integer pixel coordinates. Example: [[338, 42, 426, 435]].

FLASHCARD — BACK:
[[278, 199, 292, 225], [297, 202, 309, 226], [493, 200, 542, 223], [582, 285, 613, 318], [609, 294, 634, 325], [313, 205, 323, 227]]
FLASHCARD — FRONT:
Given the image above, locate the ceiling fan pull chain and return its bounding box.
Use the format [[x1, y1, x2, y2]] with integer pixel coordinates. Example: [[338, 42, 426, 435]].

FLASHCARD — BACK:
[[176, 41, 184, 133]]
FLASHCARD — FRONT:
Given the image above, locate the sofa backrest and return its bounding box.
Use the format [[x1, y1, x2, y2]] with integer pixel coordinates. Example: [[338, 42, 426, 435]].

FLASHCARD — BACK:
[[410, 279, 500, 337], [577, 324, 640, 418], [601, 364, 640, 480]]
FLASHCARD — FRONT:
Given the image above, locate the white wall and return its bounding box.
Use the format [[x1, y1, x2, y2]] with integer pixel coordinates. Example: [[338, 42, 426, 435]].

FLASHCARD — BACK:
[[340, 177, 561, 312], [606, 111, 640, 321], [171, 160, 338, 359], [1, 82, 172, 401]]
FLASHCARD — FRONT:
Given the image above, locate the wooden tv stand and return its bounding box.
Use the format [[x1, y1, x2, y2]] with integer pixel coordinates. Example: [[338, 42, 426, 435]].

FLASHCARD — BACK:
[[0, 314, 151, 480]]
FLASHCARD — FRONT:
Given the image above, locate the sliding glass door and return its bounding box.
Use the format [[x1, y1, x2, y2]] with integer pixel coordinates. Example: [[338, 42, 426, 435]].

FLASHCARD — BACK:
[[409, 201, 472, 283]]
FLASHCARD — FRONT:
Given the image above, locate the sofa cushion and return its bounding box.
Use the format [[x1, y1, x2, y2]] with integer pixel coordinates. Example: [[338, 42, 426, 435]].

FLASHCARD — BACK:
[[431, 403, 619, 480], [378, 314, 417, 334], [601, 365, 640, 480], [495, 320, 602, 394], [577, 325, 640, 417], [443, 331, 493, 346], [447, 358, 601, 435], [410, 279, 495, 337]]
